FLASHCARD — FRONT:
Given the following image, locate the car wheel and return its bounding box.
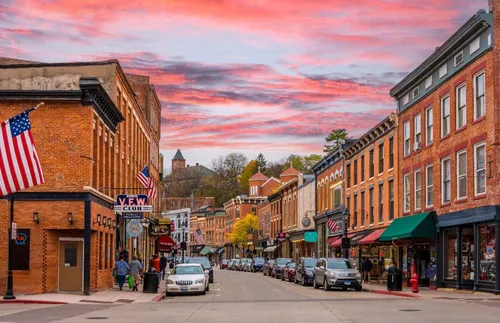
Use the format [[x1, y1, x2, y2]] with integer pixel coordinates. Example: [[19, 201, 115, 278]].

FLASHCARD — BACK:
[[301, 277, 306, 286], [342, 287, 347, 291], [294, 277, 298, 284], [201, 290, 206, 295], [324, 278, 330, 291], [355, 286, 362, 292], [209, 277, 214, 283], [206, 283, 210, 292], [313, 277, 319, 289], [281, 274, 285, 281]]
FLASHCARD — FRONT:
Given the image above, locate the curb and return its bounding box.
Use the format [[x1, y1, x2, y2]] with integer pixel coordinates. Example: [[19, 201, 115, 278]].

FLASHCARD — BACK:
[[363, 288, 421, 299], [0, 300, 68, 305], [152, 294, 165, 302]]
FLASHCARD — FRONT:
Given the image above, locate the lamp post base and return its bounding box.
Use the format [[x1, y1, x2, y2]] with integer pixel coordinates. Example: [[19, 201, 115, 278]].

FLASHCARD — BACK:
[[3, 271, 15, 300]]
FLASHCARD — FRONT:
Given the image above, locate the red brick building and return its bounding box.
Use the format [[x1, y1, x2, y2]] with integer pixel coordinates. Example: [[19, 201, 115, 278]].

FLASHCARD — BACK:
[[387, 5, 500, 293], [0, 59, 161, 295]]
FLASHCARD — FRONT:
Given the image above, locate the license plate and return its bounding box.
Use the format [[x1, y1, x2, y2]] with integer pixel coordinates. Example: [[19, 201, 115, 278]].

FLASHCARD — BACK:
[[180, 286, 188, 291], [344, 280, 351, 285]]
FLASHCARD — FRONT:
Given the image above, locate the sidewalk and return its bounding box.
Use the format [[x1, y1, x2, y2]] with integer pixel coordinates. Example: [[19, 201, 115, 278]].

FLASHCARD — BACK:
[[362, 281, 500, 300], [0, 282, 166, 305]]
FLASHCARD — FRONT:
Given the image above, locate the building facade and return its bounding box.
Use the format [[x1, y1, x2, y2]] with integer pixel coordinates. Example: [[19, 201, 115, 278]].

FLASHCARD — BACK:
[[388, 6, 500, 293], [296, 176, 316, 257], [0, 58, 161, 295]]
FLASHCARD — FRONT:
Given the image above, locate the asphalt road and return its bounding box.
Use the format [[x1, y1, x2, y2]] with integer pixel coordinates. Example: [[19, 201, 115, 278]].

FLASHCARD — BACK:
[[1, 268, 500, 323]]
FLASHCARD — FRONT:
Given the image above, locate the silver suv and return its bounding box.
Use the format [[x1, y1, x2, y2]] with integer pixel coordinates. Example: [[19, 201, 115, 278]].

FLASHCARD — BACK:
[[313, 258, 362, 291]]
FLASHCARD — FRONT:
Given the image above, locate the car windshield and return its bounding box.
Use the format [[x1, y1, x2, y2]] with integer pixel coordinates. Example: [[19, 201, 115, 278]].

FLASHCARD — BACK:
[[254, 258, 264, 264], [187, 258, 211, 268], [327, 260, 353, 269], [304, 258, 317, 268], [172, 266, 203, 275], [287, 262, 296, 268], [277, 258, 292, 265], [222, 260, 228, 264]]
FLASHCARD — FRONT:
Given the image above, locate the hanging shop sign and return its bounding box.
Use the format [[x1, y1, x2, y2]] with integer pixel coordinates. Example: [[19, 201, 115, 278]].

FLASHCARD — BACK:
[[150, 218, 172, 236], [276, 232, 286, 243], [158, 235, 176, 253], [302, 217, 311, 227], [126, 219, 144, 238], [304, 231, 318, 243], [114, 194, 152, 213]]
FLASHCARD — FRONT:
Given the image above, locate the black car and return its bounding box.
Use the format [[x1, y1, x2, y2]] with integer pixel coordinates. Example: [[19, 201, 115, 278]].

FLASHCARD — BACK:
[[271, 258, 292, 279], [252, 257, 265, 272], [295, 257, 317, 286], [187, 257, 214, 283]]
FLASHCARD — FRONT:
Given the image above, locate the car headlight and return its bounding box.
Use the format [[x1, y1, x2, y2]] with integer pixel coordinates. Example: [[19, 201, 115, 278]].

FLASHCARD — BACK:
[[355, 273, 361, 279], [195, 278, 205, 284], [328, 271, 338, 278], [166, 279, 174, 284]]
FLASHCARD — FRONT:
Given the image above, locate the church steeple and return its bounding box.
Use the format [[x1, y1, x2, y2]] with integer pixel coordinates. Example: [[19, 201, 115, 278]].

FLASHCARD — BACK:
[[172, 149, 186, 170]]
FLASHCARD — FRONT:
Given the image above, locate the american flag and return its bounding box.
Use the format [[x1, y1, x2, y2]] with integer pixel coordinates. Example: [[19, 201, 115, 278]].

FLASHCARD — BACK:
[[193, 228, 204, 244], [136, 164, 157, 200], [0, 108, 44, 197], [327, 218, 339, 233]]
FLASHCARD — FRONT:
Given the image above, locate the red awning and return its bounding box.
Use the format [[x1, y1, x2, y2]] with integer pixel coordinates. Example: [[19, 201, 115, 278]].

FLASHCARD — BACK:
[[358, 229, 385, 245], [329, 233, 355, 247], [326, 236, 340, 245]]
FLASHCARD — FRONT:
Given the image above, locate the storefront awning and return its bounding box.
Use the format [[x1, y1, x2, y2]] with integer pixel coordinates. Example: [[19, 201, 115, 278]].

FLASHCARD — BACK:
[[208, 247, 218, 254], [350, 232, 370, 245], [326, 236, 341, 245], [199, 246, 213, 255], [191, 245, 205, 253], [329, 233, 355, 247], [358, 229, 385, 245], [379, 212, 436, 242], [263, 246, 277, 252]]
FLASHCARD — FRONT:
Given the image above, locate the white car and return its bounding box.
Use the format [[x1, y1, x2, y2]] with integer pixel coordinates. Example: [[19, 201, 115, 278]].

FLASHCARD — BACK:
[[165, 264, 210, 296]]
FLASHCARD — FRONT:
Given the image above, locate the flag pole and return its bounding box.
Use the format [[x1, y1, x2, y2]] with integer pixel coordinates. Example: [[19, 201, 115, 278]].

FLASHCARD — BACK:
[[4, 196, 15, 300]]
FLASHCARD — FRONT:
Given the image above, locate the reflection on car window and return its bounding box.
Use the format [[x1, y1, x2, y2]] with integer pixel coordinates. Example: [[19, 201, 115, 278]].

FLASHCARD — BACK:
[[254, 258, 265, 264], [187, 258, 211, 267], [303, 259, 317, 267], [277, 258, 292, 265], [287, 262, 296, 268], [327, 260, 353, 269], [172, 265, 203, 275]]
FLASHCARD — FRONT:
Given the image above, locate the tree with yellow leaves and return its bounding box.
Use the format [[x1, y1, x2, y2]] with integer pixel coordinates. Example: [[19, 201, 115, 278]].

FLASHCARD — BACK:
[[227, 213, 259, 246]]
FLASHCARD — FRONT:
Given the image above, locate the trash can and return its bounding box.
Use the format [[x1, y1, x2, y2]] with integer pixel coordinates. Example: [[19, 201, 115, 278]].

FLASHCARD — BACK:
[[387, 268, 402, 291], [143, 272, 159, 293]]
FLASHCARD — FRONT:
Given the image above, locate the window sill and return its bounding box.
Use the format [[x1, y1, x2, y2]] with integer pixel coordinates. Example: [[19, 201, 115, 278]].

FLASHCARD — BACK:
[[378, 173, 384, 177], [440, 134, 451, 142], [455, 198, 467, 204], [378, 222, 384, 225], [424, 206, 434, 211], [441, 202, 451, 207], [472, 116, 486, 125], [403, 154, 411, 160], [455, 125, 467, 134], [413, 148, 422, 155], [473, 194, 487, 201], [369, 224, 374, 227], [403, 211, 411, 216], [414, 208, 422, 212], [425, 142, 433, 149]]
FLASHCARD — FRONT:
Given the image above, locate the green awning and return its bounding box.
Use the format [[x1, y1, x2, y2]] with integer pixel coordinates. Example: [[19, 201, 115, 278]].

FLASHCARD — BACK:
[[199, 246, 212, 255], [379, 212, 436, 242]]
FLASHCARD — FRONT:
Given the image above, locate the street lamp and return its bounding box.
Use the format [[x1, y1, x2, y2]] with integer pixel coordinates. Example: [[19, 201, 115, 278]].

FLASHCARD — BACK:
[[342, 208, 350, 259]]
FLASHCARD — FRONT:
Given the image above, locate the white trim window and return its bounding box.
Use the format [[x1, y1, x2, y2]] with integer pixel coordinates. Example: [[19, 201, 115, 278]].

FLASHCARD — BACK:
[[404, 173, 411, 213], [426, 164, 434, 208], [454, 51, 464, 67], [456, 85, 466, 129], [414, 113, 421, 148], [470, 37, 480, 54], [425, 76, 433, 89], [413, 87, 419, 98], [441, 96, 450, 137], [403, 94, 410, 106], [474, 142, 486, 195], [404, 121, 411, 157], [426, 106, 433, 145], [474, 72, 486, 120], [439, 64, 447, 78], [441, 157, 451, 203], [414, 169, 422, 210], [456, 150, 467, 199]]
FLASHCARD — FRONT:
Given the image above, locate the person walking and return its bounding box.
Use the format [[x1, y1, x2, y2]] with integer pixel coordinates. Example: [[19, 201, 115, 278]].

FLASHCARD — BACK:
[[129, 255, 143, 291], [362, 257, 373, 283], [115, 255, 130, 291], [160, 253, 167, 280]]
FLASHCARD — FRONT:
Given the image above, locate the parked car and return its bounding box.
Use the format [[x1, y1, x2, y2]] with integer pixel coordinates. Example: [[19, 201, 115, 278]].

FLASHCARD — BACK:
[[165, 264, 209, 296], [242, 259, 253, 272], [263, 259, 274, 276], [271, 258, 292, 279], [313, 258, 362, 291], [252, 257, 265, 272], [238, 258, 249, 271], [281, 262, 296, 282], [187, 257, 214, 283], [295, 257, 317, 286], [230, 259, 240, 271], [220, 259, 229, 270]]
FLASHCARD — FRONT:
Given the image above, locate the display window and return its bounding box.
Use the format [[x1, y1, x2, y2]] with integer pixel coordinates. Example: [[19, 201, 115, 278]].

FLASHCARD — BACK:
[[479, 224, 495, 282], [444, 229, 457, 280], [461, 227, 474, 281]]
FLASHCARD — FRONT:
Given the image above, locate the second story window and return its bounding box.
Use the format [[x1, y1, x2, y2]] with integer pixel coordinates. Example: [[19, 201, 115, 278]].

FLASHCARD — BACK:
[[379, 143, 384, 173], [354, 159, 358, 185], [441, 157, 451, 204], [456, 85, 466, 129], [404, 121, 410, 157], [414, 113, 421, 149], [361, 191, 365, 226], [457, 150, 467, 199], [389, 137, 394, 169], [369, 150, 374, 178], [426, 165, 434, 208], [361, 155, 365, 182], [378, 183, 383, 223], [389, 180, 394, 220], [369, 187, 374, 224], [426, 106, 433, 145], [474, 142, 486, 196], [347, 164, 351, 188], [441, 96, 450, 137], [414, 169, 422, 210], [404, 173, 410, 213], [353, 195, 358, 227], [474, 72, 486, 120], [333, 186, 342, 208]]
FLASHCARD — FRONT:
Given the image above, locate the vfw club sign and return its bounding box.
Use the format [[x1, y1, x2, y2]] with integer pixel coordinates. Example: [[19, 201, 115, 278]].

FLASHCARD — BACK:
[[114, 194, 153, 214]]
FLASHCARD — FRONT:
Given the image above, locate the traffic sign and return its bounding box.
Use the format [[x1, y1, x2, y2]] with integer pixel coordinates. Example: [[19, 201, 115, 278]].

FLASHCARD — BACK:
[[249, 245, 255, 251]]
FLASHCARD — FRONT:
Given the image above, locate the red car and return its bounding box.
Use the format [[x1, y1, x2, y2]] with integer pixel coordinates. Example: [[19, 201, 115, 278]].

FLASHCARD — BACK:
[[281, 262, 296, 282], [220, 259, 229, 270]]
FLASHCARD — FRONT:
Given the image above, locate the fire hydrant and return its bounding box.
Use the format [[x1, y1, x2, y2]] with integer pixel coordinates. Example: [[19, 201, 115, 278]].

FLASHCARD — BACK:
[[410, 259, 419, 293]]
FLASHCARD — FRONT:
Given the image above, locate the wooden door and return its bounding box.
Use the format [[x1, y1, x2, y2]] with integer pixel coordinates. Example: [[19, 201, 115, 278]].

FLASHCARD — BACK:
[[59, 241, 83, 292]]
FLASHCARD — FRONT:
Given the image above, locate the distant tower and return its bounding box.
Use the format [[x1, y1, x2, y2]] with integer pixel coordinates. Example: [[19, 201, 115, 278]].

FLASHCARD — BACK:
[[172, 149, 186, 170]]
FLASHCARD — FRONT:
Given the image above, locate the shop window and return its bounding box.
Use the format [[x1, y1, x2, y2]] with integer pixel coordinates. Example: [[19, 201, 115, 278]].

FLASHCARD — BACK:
[[461, 227, 474, 281], [479, 224, 496, 282], [444, 229, 457, 280]]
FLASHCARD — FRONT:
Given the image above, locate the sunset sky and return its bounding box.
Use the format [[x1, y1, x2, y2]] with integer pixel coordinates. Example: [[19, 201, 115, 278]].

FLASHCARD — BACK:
[[1, 0, 488, 169]]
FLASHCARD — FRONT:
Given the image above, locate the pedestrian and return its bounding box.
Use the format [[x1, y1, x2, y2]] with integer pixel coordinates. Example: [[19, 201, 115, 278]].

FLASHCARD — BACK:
[[150, 254, 161, 272], [115, 255, 130, 291], [129, 255, 143, 291], [160, 253, 167, 280], [362, 257, 372, 283]]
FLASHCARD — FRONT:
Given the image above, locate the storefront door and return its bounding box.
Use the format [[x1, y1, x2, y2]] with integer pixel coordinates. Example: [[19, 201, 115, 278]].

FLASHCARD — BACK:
[[59, 240, 83, 292]]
